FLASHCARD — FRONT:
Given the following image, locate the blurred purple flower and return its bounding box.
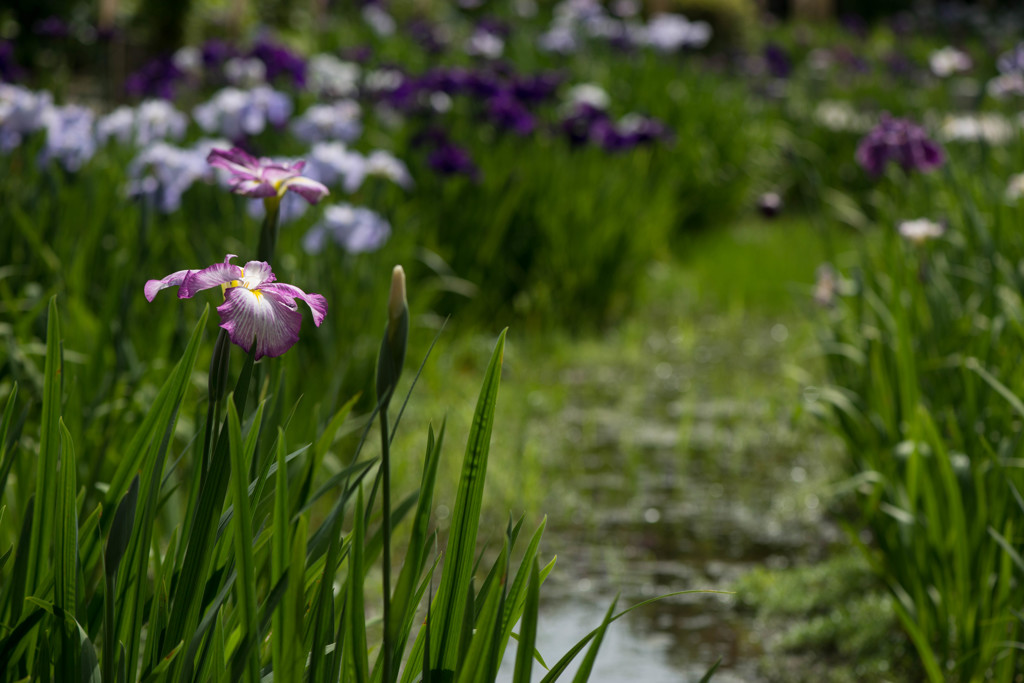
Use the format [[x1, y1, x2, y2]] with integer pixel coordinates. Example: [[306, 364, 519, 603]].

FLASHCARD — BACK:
[[512, 71, 563, 103], [839, 14, 868, 39], [303, 204, 391, 254], [998, 43, 1024, 75], [856, 114, 944, 176], [428, 142, 478, 179], [487, 91, 536, 136], [202, 39, 238, 69], [560, 102, 609, 146], [0, 41, 25, 82], [408, 18, 447, 54], [34, 16, 70, 39], [125, 56, 183, 100], [250, 37, 307, 87], [763, 44, 792, 79], [145, 254, 327, 360], [208, 146, 329, 203]]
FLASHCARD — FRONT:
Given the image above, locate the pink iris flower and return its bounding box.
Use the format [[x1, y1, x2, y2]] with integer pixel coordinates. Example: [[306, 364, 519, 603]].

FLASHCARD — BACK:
[[146, 255, 327, 360], [207, 147, 329, 203]]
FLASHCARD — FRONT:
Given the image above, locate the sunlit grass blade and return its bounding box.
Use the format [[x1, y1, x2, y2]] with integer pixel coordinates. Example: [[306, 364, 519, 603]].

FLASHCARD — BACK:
[[511, 557, 541, 683], [55, 418, 79, 682], [226, 398, 259, 683], [429, 329, 506, 673], [28, 296, 62, 597], [163, 341, 256, 671], [344, 487, 369, 683]]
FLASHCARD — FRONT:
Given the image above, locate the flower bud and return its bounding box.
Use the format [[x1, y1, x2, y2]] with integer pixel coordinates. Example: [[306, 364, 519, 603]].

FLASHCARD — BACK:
[[377, 265, 409, 408]]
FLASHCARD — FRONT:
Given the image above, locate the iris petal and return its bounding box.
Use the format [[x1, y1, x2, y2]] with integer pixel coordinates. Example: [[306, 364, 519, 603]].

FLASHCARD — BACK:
[[179, 261, 243, 298], [144, 269, 191, 301], [261, 282, 328, 326], [217, 286, 302, 360], [282, 176, 330, 204]]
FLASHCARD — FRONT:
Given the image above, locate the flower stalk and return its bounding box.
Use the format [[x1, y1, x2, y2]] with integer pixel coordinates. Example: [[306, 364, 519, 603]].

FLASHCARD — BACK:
[[376, 265, 408, 683]]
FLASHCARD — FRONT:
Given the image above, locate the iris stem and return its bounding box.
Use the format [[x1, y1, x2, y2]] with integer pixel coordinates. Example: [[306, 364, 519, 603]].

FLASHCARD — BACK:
[[379, 402, 393, 683], [257, 198, 281, 264]]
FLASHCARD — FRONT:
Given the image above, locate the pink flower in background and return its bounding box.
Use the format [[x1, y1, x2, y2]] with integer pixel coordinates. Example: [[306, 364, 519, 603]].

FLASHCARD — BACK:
[[207, 147, 329, 203]]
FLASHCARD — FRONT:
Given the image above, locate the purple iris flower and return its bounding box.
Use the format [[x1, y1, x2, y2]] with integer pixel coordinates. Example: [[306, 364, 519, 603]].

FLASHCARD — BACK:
[[303, 204, 391, 254], [763, 44, 792, 79], [512, 72, 563, 104], [998, 43, 1024, 75], [34, 16, 70, 39], [202, 39, 238, 69], [428, 142, 479, 179], [208, 147, 330, 203], [487, 91, 536, 136], [856, 114, 944, 176], [0, 41, 25, 82], [560, 103, 610, 146], [125, 57, 184, 100], [250, 37, 307, 87], [145, 255, 327, 360]]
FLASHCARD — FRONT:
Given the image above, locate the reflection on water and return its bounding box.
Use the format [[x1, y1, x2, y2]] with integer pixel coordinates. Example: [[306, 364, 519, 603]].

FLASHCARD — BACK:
[[496, 313, 846, 680]]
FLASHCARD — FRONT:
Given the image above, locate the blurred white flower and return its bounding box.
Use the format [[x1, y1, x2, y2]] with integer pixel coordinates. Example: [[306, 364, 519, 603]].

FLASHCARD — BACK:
[[643, 14, 712, 52], [929, 46, 971, 78], [308, 54, 360, 98], [813, 264, 838, 308], [813, 100, 872, 132], [224, 57, 266, 87], [304, 203, 391, 254], [566, 83, 610, 109], [290, 100, 362, 143], [466, 29, 505, 59], [940, 113, 1013, 144], [987, 73, 1024, 99], [0, 84, 53, 151], [1006, 173, 1024, 201], [173, 46, 203, 76], [193, 86, 292, 140], [898, 218, 944, 244], [363, 5, 396, 36]]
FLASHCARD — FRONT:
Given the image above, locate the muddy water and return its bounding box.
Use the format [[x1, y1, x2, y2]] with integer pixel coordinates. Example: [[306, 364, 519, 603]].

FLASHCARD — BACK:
[[495, 313, 847, 681]]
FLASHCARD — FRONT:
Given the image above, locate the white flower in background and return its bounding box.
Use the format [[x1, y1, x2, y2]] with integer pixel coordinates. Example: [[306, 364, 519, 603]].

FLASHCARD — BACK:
[[940, 113, 1014, 145], [39, 104, 96, 172], [566, 83, 610, 109], [308, 54, 361, 98], [193, 86, 292, 140], [807, 48, 833, 71], [97, 100, 187, 147], [173, 46, 203, 76], [537, 26, 578, 54], [0, 84, 53, 151], [987, 73, 1024, 99], [929, 46, 972, 78], [306, 141, 367, 187], [813, 263, 838, 308], [515, 0, 538, 18], [362, 4, 396, 36], [303, 203, 391, 254], [612, 0, 640, 18], [364, 68, 404, 94], [813, 100, 872, 132], [643, 14, 712, 52], [1006, 173, 1024, 201], [224, 57, 266, 87], [290, 101, 362, 143], [898, 218, 945, 244], [466, 29, 505, 59]]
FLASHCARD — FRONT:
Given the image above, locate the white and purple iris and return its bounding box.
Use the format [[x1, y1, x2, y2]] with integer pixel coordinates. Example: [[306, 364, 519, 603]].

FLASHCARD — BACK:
[[145, 255, 327, 360], [207, 147, 330, 203]]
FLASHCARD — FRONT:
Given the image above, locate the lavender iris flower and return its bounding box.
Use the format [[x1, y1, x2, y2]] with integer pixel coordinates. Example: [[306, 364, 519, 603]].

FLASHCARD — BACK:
[[303, 204, 391, 254], [998, 43, 1024, 75], [193, 86, 293, 140], [290, 101, 362, 143], [127, 139, 229, 213], [97, 100, 188, 147], [0, 84, 52, 151], [207, 147, 330, 203], [856, 114, 944, 176], [145, 254, 327, 360], [306, 142, 412, 193], [125, 56, 184, 100], [39, 105, 96, 172]]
